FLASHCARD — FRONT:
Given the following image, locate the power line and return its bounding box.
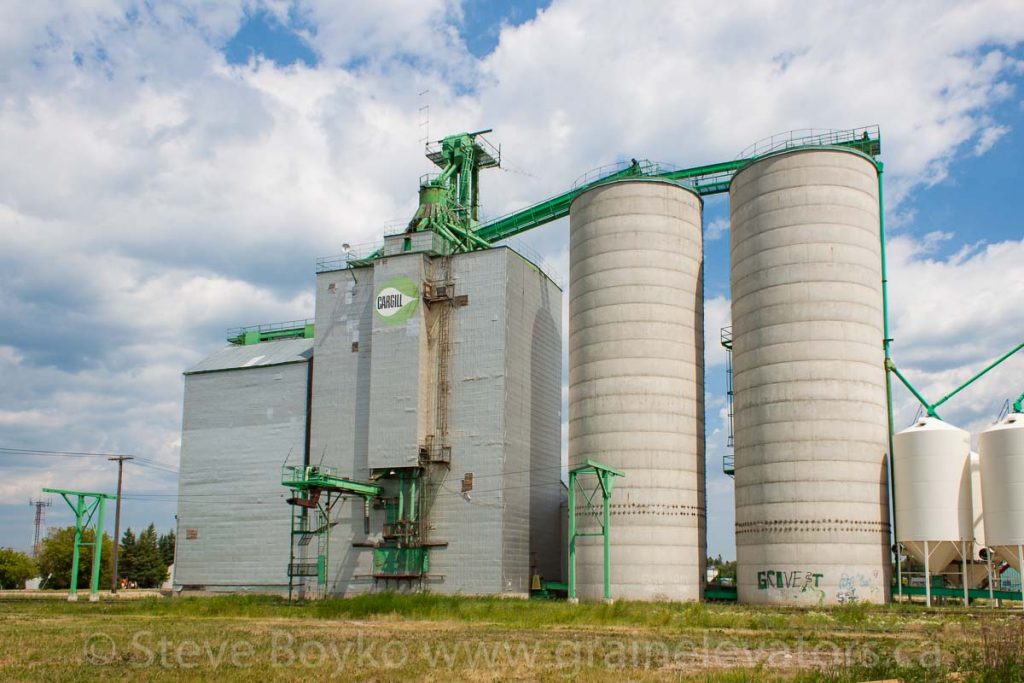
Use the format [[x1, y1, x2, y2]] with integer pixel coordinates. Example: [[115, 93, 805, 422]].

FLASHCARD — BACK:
[[127, 460, 179, 475], [0, 446, 133, 457], [0, 445, 179, 474]]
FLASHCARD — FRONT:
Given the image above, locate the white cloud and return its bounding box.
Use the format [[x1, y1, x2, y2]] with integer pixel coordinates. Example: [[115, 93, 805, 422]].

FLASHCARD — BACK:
[[703, 296, 731, 369], [886, 235, 1024, 434], [974, 123, 1010, 155], [705, 217, 729, 242]]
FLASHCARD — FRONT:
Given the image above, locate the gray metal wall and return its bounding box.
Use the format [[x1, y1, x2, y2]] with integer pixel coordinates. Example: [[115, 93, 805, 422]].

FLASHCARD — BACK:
[[730, 148, 890, 606], [501, 249, 563, 586], [367, 254, 430, 470], [310, 265, 378, 593], [424, 248, 509, 593], [175, 343, 312, 593], [568, 179, 706, 601], [310, 247, 562, 596]]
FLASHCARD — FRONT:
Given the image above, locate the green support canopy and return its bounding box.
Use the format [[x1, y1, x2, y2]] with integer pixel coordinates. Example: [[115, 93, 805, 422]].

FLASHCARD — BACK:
[[567, 459, 625, 603], [42, 487, 116, 602]]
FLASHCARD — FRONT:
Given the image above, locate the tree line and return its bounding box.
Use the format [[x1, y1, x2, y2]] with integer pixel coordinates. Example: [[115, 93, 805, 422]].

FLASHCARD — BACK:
[[0, 524, 175, 590]]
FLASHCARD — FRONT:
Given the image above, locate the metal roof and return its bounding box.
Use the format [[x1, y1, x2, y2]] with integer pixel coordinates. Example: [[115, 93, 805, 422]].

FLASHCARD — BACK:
[[185, 337, 313, 375]]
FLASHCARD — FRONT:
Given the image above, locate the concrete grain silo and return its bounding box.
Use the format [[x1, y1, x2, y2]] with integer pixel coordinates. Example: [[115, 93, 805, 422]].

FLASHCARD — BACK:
[[730, 148, 890, 605], [568, 179, 706, 601]]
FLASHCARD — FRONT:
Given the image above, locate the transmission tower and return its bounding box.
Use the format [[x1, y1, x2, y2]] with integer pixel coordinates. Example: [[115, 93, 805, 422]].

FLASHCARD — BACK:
[[28, 498, 51, 557]]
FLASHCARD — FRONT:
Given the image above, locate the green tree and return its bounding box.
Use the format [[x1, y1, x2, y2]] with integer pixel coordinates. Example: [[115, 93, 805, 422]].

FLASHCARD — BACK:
[[157, 529, 175, 567], [119, 527, 137, 585], [0, 548, 37, 589], [127, 524, 167, 588], [37, 527, 112, 589]]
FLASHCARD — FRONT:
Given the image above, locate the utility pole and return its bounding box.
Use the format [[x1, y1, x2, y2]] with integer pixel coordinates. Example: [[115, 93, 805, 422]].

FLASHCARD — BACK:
[[28, 498, 51, 557], [108, 455, 133, 593]]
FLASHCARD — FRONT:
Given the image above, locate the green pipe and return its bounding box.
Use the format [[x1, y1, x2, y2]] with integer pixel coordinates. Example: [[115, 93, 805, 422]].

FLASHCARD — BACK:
[[931, 342, 1024, 412], [878, 163, 891, 358], [433, 223, 463, 250], [409, 471, 417, 522], [887, 361, 940, 419], [437, 163, 456, 184], [397, 472, 404, 522], [445, 220, 491, 249], [878, 164, 902, 601], [322, 496, 330, 592], [567, 472, 577, 602], [1013, 391, 1024, 414]]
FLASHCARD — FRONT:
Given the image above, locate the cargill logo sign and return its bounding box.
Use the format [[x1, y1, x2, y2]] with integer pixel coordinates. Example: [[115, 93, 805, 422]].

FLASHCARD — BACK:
[[374, 276, 419, 324]]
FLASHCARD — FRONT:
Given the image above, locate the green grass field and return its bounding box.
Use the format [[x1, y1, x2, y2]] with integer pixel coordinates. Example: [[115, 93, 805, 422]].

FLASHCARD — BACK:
[[1, 593, 1022, 681]]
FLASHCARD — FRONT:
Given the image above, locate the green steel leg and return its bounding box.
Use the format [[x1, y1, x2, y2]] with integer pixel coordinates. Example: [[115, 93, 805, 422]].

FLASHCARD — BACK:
[[89, 497, 106, 601], [924, 540, 932, 607], [567, 472, 577, 602], [962, 541, 969, 607], [68, 495, 85, 602], [602, 473, 611, 601], [321, 497, 331, 597], [1019, 545, 1024, 613]]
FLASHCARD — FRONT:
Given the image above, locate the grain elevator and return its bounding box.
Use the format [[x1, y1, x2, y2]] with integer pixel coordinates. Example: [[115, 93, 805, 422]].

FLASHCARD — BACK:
[[174, 125, 1023, 606]]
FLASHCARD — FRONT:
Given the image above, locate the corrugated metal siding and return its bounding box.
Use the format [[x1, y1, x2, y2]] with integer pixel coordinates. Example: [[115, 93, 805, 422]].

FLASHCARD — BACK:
[[368, 254, 429, 469], [309, 267, 378, 594], [175, 361, 308, 592], [185, 338, 313, 374], [504, 250, 563, 586], [426, 248, 509, 594]]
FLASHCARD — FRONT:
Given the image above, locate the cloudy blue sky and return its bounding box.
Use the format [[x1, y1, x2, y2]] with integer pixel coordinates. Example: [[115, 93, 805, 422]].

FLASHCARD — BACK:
[[1, 1, 1023, 561]]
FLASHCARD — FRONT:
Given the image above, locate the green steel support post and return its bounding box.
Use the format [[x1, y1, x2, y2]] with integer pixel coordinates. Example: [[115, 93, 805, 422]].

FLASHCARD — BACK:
[[69, 495, 84, 602], [281, 466, 383, 597], [44, 488, 115, 602], [566, 460, 624, 603], [600, 472, 612, 601], [88, 497, 106, 602], [567, 471, 577, 602], [1014, 391, 1024, 414], [321, 500, 328, 592]]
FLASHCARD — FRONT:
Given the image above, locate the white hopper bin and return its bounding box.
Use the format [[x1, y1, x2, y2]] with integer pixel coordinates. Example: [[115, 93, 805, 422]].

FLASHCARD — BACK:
[[894, 417, 973, 604], [979, 413, 1024, 572]]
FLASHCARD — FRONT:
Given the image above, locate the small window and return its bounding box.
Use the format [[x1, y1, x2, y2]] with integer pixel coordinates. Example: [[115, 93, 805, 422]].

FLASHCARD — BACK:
[[403, 237, 412, 252]]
